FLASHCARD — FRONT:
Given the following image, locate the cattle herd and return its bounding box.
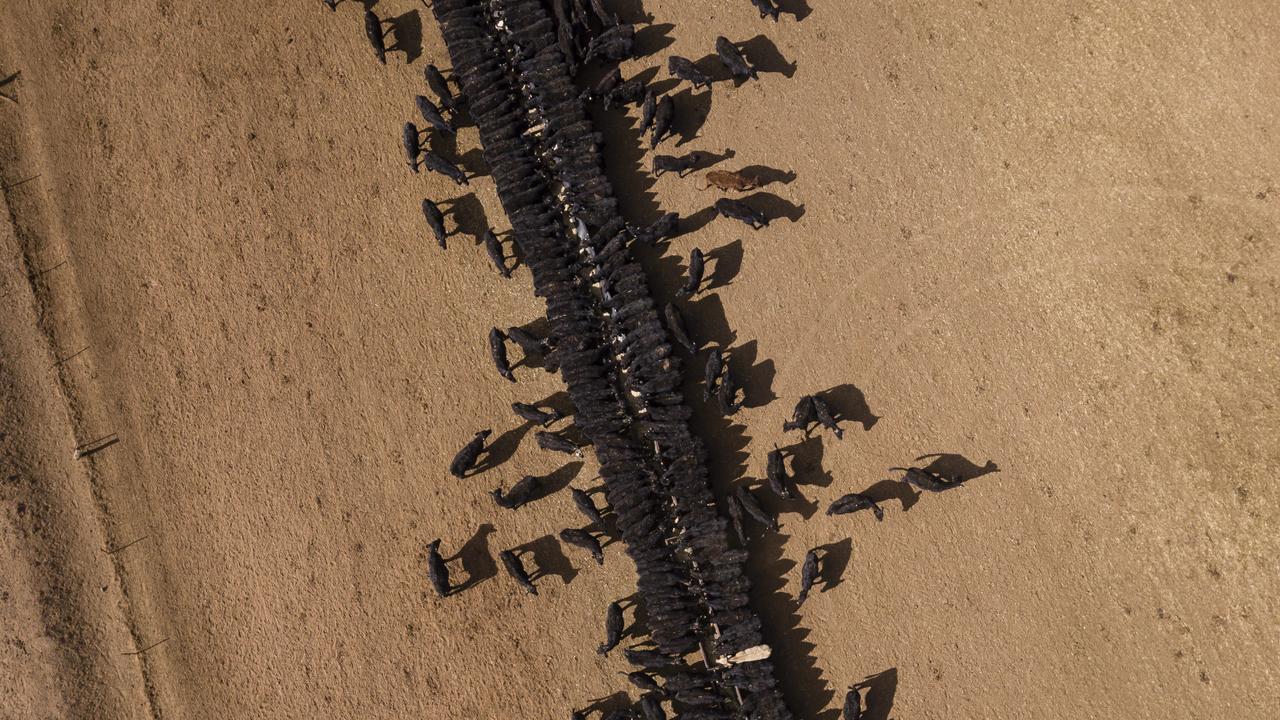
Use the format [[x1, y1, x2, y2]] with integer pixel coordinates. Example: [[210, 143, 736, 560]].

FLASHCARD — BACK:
[[324, 0, 972, 718]]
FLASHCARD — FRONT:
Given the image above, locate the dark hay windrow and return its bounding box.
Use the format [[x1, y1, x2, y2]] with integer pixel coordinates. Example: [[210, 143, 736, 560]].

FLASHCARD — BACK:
[[430, 0, 793, 716]]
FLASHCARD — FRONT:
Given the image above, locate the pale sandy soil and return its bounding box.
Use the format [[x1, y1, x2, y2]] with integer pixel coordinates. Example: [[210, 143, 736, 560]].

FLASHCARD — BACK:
[[1, 1, 1278, 719]]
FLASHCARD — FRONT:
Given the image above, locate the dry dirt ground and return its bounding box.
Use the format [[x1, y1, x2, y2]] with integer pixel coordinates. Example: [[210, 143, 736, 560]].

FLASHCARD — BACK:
[[2, 1, 1278, 718]]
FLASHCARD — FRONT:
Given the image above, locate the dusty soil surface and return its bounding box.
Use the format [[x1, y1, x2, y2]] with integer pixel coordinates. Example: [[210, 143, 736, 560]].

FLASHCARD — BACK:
[[2, 1, 1278, 718]]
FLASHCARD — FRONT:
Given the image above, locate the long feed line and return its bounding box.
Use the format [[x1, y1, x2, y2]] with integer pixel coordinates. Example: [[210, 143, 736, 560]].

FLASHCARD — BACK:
[[429, 1, 793, 717]]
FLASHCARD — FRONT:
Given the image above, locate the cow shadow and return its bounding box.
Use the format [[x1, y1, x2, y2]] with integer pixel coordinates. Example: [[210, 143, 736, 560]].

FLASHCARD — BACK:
[[474, 423, 534, 473], [692, 148, 736, 173], [514, 461, 584, 505], [428, 128, 488, 176], [441, 192, 490, 239], [678, 205, 720, 235], [645, 76, 682, 98], [705, 238, 744, 290], [737, 164, 797, 188], [765, 479, 821, 520], [860, 478, 921, 513], [621, 596, 648, 640], [504, 322, 559, 374], [652, 148, 735, 178], [509, 339, 551, 373], [783, 435, 833, 488], [594, 525, 622, 551], [513, 315, 551, 337], [682, 293, 737, 349], [742, 190, 805, 223], [689, 52, 732, 85], [578, 691, 634, 717], [633, 22, 675, 56], [388, 10, 423, 64], [517, 534, 579, 585], [449, 523, 497, 592], [496, 230, 524, 275], [818, 383, 880, 432], [741, 35, 798, 77], [856, 668, 899, 720], [458, 148, 490, 179], [775, 0, 814, 21], [536, 389, 575, 419], [915, 453, 1000, 481], [686, 52, 737, 86], [727, 339, 776, 408], [816, 537, 852, 593], [671, 87, 713, 147]]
